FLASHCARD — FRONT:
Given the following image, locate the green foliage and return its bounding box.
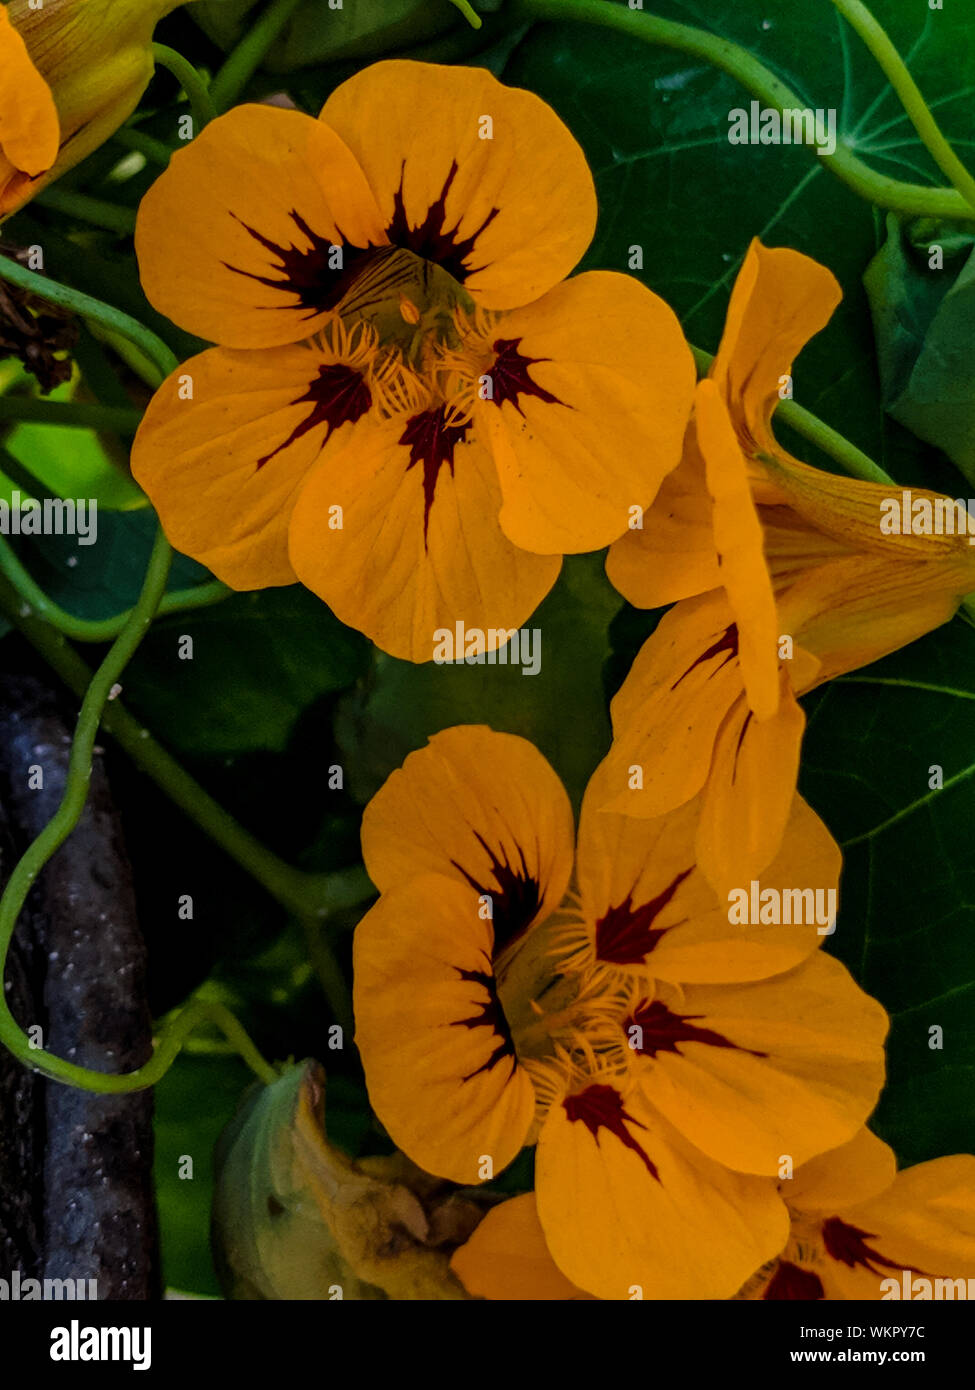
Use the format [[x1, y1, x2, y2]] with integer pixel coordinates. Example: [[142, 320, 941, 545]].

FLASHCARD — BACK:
[[336, 554, 620, 814], [866, 215, 975, 484]]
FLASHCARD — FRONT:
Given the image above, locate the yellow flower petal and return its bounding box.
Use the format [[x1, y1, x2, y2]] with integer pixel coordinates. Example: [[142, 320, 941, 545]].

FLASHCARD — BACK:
[[789, 1129, 897, 1213], [818, 1156, 975, 1299], [131, 340, 376, 589], [603, 592, 748, 820], [696, 674, 805, 897], [631, 952, 888, 1175], [605, 439, 722, 609], [712, 238, 842, 453], [449, 1193, 589, 1301], [360, 726, 574, 958], [353, 874, 537, 1186], [479, 271, 695, 555], [0, 5, 59, 175], [577, 755, 839, 984], [287, 413, 560, 663], [318, 60, 597, 310], [535, 1078, 788, 1300], [696, 377, 779, 721], [135, 104, 388, 347]]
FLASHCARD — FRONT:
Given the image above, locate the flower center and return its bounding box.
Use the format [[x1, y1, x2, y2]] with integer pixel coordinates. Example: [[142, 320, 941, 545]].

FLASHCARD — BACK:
[[335, 245, 473, 368]]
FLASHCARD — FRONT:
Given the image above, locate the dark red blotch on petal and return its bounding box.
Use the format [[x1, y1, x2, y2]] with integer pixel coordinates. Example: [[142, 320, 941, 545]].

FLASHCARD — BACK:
[[563, 1083, 660, 1181], [453, 962, 516, 1081], [256, 362, 372, 469], [763, 1261, 825, 1300], [387, 161, 499, 282], [452, 832, 541, 960], [488, 338, 561, 414], [227, 210, 380, 317], [821, 1217, 916, 1277], [671, 623, 740, 691], [399, 406, 470, 541], [624, 998, 766, 1059], [594, 869, 694, 965]]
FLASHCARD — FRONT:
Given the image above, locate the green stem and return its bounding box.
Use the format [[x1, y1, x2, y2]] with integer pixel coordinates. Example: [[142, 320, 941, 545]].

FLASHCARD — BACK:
[[0, 537, 229, 641], [34, 191, 137, 238], [113, 127, 173, 168], [210, 0, 305, 113], [829, 0, 975, 214], [510, 0, 973, 220], [0, 254, 177, 385], [0, 397, 143, 435], [689, 343, 894, 485], [447, 0, 482, 27], [0, 527, 173, 1090], [690, 344, 975, 623], [0, 563, 367, 1023], [152, 43, 217, 131]]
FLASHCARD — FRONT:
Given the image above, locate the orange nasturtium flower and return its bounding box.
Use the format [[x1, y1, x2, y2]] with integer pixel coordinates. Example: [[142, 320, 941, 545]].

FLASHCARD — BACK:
[[602, 241, 975, 895], [0, 0, 186, 219], [451, 1130, 975, 1302], [353, 725, 888, 1300], [132, 61, 696, 661], [735, 1128, 975, 1301]]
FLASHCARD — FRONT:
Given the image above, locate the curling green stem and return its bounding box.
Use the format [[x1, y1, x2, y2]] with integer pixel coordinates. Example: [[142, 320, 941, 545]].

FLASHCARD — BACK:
[[0, 527, 175, 1090], [0, 560, 366, 1028], [510, 0, 973, 220], [0, 254, 177, 385], [0, 529, 363, 1088], [152, 43, 217, 131], [0, 397, 142, 434], [210, 0, 305, 113], [0, 538, 229, 641], [829, 0, 975, 215]]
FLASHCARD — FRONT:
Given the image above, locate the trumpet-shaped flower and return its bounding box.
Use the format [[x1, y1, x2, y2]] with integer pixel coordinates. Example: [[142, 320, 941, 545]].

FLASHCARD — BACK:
[[132, 62, 695, 661], [603, 241, 975, 893], [0, 0, 185, 219], [353, 725, 887, 1299]]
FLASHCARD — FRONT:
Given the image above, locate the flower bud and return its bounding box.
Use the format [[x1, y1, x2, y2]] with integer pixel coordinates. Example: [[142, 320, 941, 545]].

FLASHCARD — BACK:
[[0, 0, 183, 218], [212, 1060, 484, 1299]]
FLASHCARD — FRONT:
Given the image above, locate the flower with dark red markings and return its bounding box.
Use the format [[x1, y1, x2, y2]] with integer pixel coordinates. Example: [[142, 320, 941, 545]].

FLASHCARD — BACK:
[[352, 724, 888, 1300], [132, 61, 696, 660]]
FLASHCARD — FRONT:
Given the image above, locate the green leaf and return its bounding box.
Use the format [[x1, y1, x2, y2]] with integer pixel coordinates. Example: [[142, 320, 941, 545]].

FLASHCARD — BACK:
[[503, 0, 975, 491], [865, 214, 975, 484], [335, 553, 621, 813], [191, 0, 465, 70], [7, 509, 203, 620], [800, 618, 975, 1165], [123, 586, 370, 758], [155, 1052, 253, 1297]]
